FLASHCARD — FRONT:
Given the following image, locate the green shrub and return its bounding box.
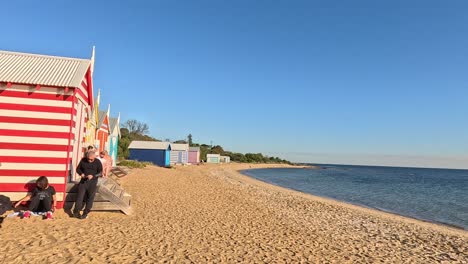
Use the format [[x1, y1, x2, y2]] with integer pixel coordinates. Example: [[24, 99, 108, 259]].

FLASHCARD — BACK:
[[118, 160, 153, 169]]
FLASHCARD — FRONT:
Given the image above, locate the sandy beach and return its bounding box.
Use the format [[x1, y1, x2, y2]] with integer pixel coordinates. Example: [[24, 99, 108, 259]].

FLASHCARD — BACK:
[[0, 163, 467, 263]]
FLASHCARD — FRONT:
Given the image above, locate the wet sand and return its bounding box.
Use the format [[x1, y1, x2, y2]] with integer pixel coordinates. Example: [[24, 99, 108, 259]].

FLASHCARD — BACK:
[[0, 163, 467, 263]]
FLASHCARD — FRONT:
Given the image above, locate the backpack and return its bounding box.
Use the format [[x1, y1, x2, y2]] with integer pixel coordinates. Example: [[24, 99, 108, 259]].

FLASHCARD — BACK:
[[0, 195, 12, 215]]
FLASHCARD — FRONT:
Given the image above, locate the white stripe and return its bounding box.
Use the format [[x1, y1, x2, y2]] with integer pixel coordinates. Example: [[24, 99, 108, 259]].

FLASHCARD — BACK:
[[0, 176, 65, 184], [1, 149, 71, 158], [75, 93, 88, 104], [6, 84, 74, 96], [0, 136, 69, 145], [0, 192, 64, 201], [0, 122, 73, 133], [79, 87, 88, 97], [0, 109, 71, 120], [0, 163, 66, 170], [0, 96, 73, 108], [80, 84, 88, 96]]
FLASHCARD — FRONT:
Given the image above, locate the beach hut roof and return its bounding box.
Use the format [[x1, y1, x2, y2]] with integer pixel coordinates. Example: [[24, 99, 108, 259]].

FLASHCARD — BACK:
[[109, 117, 120, 136], [109, 117, 117, 130], [97, 108, 111, 128], [0, 50, 91, 88], [189, 147, 200, 151], [171, 143, 189, 151], [129, 141, 170, 150]]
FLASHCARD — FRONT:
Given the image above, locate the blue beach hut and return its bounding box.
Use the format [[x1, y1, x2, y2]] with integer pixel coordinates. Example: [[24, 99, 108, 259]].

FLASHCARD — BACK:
[[128, 141, 171, 167]]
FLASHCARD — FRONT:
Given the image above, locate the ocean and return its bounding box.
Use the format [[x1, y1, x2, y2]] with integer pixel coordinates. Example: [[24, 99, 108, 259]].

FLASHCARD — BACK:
[[241, 164, 468, 230]]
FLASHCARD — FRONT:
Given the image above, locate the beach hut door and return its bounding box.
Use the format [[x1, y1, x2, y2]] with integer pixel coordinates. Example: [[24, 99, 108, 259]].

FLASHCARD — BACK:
[[70, 102, 86, 182]]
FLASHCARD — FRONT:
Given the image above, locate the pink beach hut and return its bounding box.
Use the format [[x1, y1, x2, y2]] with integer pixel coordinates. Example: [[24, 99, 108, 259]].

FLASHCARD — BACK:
[[188, 147, 200, 164]]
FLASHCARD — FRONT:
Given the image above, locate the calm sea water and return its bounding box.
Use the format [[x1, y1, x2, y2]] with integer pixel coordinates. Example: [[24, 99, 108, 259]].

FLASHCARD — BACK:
[[241, 165, 468, 230]]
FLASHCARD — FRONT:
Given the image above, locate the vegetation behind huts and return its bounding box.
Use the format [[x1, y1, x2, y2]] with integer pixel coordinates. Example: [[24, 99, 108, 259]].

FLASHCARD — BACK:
[[118, 119, 291, 164]]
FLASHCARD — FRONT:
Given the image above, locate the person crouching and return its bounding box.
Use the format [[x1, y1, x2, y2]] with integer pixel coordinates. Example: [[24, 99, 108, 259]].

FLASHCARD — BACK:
[[14, 176, 56, 220], [73, 150, 103, 219]]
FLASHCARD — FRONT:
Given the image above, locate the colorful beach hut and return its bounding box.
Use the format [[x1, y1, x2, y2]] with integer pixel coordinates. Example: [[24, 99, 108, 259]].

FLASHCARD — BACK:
[[96, 106, 110, 153], [0, 49, 95, 208], [220, 156, 231, 163], [188, 147, 200, 164], [83, 89, 100, 150], [108, 113, 120, 166], [170, 143, 189, 165], [206, 154, 221, 164], [128, 141, 171, 167]]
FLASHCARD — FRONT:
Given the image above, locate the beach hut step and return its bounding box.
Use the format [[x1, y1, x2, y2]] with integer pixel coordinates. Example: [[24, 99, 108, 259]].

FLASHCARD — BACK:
[[87, 201, 122, 211], [65, 193, 110, 202], [97, 178, 132, 215], [122, 193, 131, 206], [64, 178, 132, 215], [110, 167, 129, 178], [113, 188, 124, 199]]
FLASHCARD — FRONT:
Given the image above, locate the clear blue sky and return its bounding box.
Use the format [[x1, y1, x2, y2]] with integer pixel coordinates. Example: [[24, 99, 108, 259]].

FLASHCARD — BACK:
[[1, 1, 467, 168]]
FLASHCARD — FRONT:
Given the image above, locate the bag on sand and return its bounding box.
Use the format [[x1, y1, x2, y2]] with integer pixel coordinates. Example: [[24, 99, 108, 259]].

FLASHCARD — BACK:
[[0, 195, 12, 215]]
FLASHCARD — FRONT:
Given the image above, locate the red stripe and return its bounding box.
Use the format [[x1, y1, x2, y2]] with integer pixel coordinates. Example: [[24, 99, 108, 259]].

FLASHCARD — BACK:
[[76, 85, 89, 103], [0, 102, 76, 114], [0, 89, 75, 101], [0, 142, 71, 151], [0, 170, 66, 176], [0, 129, 74, 139], [80, 80, 88, 91], [85, 67, 93, 106], [0, 183, 66, 192], [0, 156, 71, 164], [0, 116, 75, 126]]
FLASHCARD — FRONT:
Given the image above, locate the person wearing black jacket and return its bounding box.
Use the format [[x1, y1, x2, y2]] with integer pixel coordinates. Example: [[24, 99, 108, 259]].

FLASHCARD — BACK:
[[73, 150, 103, 219]]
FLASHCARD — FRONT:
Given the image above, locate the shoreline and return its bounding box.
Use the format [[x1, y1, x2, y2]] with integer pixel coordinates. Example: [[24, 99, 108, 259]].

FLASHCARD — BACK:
[[231, 164, 467, 237], [0, 163, 466, 262]]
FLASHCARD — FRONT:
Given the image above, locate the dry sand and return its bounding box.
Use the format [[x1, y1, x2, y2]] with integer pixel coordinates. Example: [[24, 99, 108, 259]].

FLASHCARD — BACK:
[[0, 163, 467, 263]]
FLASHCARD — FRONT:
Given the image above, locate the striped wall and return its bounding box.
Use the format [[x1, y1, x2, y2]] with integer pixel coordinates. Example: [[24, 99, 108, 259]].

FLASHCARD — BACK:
[[170, 150, 188, 164], [75, 68, 91, 106], [0, 82, 89, 207]]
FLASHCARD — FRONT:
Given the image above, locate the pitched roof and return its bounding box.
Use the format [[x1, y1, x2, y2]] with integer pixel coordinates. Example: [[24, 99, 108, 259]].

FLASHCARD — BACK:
[[109, 117, 119, 131], [109, 117, 120, 137], [189, 147, 200, 151], [129, 141, 170, 150], [0, 50, 91, 88], [98, 110, 107, 128], [171, 143, 189, 151]]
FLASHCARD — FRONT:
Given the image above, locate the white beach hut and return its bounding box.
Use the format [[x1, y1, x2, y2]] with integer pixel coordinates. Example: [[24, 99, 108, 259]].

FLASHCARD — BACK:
[[220, 156, 231, 163], [206, 154, 221, 164], [170, 143, 189, 164]]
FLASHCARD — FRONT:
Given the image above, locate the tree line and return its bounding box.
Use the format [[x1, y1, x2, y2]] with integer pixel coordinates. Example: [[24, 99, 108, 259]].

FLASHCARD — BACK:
[[118, 119, 291, 164]]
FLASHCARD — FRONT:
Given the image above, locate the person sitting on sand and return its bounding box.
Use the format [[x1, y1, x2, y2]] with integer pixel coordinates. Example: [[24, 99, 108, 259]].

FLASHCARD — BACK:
[[73, 150, 103, 219], [14, 176, 56, 220]]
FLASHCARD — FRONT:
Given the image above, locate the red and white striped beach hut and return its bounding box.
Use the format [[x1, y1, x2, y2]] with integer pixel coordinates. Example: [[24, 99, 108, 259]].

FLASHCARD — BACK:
[[0, 49, 95, 208]]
